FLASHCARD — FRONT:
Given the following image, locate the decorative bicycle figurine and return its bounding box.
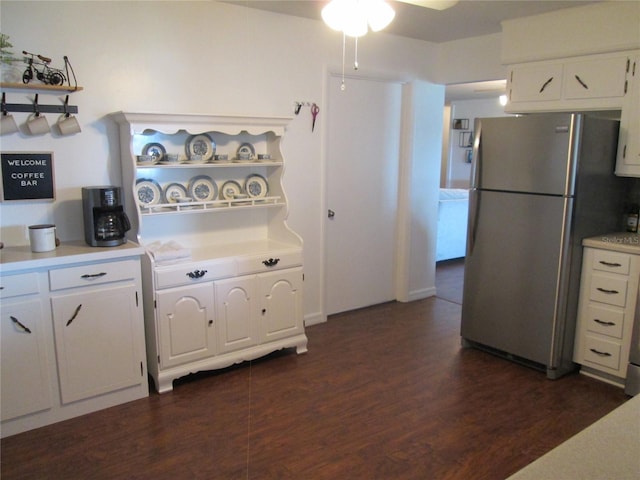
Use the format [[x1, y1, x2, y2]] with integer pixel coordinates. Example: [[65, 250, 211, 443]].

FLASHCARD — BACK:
[[21, 50, 67, 86]]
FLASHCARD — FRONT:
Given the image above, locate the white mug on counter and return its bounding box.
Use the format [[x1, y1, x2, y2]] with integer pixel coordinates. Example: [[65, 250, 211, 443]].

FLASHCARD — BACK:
[[28, 224, 57, 252]]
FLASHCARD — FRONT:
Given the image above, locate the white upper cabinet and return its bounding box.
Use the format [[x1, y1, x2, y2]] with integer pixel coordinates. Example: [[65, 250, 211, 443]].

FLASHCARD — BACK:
[[506, 51, 636, 113], [615, 54, 640, 177]]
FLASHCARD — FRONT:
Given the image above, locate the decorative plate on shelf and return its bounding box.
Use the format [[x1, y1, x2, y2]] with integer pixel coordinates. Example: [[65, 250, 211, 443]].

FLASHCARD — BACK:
[[186, 134, 216, 162], [220, 180, 243, 200], [135, 178, 162, 206], [142, 143, 166, 162], [244, 174, 268, 198], [188, 175, 218, 202], [164, 182, 188, 203]]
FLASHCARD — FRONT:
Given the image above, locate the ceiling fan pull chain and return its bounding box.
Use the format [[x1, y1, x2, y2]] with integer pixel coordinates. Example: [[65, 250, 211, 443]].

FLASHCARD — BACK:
[[354, 36, 359, 70], [341, 32, 346, 91]]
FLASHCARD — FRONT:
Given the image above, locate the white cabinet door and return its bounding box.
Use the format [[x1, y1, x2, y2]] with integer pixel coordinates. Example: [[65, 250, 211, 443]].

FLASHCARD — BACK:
[[156, 282, 216, 368], [215, 276, 258, 353], [51, 284, 143, 404], [1, 298, 52, 421], [563, 55, 629, 100], [259, 268, 304, 343], [616, 55, 640, 176], [508, 62, 563, 103]]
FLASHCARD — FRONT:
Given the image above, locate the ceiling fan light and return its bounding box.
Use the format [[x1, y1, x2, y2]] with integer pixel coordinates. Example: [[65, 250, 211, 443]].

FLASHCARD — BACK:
[[321, 0, 347, 31], [367, 0, 395, 32]]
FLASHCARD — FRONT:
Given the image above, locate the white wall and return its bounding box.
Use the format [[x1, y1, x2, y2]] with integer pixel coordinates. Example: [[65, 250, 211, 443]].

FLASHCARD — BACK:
[[0, 1, 465, 325], [445, 97, 510, 188]]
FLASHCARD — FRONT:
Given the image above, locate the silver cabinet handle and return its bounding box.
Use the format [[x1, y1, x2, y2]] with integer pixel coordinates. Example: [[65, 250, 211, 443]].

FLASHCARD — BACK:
[[328, 209, 335, 219]]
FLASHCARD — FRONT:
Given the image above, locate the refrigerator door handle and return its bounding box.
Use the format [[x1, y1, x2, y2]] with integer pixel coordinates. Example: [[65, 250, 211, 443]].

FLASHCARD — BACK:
[[470, 123, 482, 189], [467, 189, 480, 256], [467, 124, 482, 256]]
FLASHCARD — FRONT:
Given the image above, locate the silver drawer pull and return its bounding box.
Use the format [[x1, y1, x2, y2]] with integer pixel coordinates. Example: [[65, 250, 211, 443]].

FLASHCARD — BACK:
[[598, 261, 622, 268], [81, 272, 107, 279], [593, 318, 616, 327], [596, 287, 619, 295], [589, 348, 612, 357], [262, 258, 280, 267], [10, 316, 32, 334]]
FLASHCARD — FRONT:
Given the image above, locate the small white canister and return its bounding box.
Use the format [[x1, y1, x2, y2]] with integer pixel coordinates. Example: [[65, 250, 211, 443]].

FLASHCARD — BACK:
[[28, 224, 57, 252]]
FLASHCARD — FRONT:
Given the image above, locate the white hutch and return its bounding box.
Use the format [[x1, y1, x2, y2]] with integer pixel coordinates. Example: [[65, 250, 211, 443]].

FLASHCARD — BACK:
[[112, 112, 307, 393]]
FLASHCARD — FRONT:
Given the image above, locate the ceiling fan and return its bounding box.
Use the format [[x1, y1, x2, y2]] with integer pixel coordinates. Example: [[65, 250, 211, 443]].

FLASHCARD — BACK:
[[396, 0, 459, 10]]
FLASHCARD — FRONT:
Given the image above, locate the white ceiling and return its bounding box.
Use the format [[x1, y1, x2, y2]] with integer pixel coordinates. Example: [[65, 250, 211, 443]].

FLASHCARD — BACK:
[[229, 0, 600, 43], [225, 0, 600, 101]]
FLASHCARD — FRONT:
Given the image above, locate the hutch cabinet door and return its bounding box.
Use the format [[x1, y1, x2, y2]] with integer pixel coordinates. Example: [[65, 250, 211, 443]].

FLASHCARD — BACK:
[[258, 267, 304, 343], [156, 282, 216, 368], [51, 284, 143, 404], [215, 276, 258, 354], [1, 299, 52, 421]]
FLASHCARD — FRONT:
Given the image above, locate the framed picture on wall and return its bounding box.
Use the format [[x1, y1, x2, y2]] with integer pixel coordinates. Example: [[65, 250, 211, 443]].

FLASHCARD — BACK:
[[452, 118, 469, 130], [458, 131, 473, 148]]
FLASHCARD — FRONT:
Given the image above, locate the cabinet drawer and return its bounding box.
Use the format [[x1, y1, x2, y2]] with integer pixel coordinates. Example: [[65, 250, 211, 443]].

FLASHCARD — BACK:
[[589, 273, 628, 307], [585, 303, 625, 339], [0, 272, 40, 298], [49, 259, 139, 291], [582, 335, 622, 371], [592, 250, 631, 275], [155, 258, 235, 289], [237, 250, 302, 275]]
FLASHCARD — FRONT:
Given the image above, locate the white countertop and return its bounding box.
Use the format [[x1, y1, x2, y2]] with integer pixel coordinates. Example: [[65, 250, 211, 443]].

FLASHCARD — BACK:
[[583, 232, 640, 255], [507, 394, 640, 480], [0, 240, 145, 273]]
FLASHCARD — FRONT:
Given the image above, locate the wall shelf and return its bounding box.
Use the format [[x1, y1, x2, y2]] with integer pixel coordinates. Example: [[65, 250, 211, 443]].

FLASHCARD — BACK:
[[0, 82, 83, 92]]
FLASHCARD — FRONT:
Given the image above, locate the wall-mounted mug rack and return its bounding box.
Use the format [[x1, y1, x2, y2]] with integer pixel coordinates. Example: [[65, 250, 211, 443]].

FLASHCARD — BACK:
[[1, 93, 78, 115]]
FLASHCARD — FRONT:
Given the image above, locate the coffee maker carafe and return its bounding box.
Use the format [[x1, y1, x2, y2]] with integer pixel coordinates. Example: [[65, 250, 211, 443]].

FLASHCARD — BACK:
[[82, 186, 131, 247]]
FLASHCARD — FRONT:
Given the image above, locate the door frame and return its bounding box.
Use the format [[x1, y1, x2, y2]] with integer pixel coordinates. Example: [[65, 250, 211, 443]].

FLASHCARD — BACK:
[[320, 68, 413, 319]]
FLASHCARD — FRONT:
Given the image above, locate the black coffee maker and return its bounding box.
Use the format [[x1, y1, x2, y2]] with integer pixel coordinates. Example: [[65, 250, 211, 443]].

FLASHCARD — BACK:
[[82, 186, 131, 247]]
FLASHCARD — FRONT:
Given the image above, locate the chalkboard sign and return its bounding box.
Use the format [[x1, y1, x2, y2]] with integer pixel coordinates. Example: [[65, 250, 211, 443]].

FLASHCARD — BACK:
[[1, 152, 55, 201]]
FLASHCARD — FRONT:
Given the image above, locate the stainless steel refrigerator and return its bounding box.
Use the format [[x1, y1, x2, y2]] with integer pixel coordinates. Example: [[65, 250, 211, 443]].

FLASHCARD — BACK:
[[461, 113, 630, 379]]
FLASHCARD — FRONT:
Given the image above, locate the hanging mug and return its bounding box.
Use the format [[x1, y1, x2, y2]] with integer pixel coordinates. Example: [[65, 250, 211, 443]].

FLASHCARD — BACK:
[[26, 113, 50, 135], [56, 114, 81, 136], [0, 113, 18, 135]]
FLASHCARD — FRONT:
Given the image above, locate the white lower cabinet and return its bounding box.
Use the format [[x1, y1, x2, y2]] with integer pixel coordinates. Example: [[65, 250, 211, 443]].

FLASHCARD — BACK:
[[148, 263, 307, 393], [1, 296, 52, 421], [216, 276, 258, 354], [156, 282, 216, 368], [0, 244, 148, 438], [51, 284, 144, 404], [259, 268, 304, 343], [573, 246, 640, 385]]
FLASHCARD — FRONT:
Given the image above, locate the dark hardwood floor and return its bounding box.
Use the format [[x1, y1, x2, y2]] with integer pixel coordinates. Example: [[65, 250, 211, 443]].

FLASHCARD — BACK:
[[1, 261, 629, 479]]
